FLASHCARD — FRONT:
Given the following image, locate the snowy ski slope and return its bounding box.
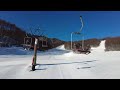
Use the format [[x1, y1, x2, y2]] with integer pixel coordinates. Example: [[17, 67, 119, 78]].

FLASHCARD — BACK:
[[0, 40, 120, 79]]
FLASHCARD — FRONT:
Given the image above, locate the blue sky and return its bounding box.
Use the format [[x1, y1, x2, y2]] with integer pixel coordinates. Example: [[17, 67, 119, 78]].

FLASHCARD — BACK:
[[0, 11, 120, 41]]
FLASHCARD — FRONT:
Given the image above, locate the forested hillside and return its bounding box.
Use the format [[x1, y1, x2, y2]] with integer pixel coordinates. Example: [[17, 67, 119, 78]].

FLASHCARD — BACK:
[[0, 19, 65, 50]]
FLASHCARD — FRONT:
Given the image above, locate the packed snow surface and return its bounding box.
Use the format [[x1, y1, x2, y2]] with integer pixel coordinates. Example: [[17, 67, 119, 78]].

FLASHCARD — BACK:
[[0, 40, 120, 79]]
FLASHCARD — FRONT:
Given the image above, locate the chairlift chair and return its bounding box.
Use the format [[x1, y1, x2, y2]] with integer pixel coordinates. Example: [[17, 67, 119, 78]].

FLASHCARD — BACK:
[[72, 16, 91, 54], [24, 37, 32, 50], [42, 40, 48, 47], [38, 36, 48, 48]]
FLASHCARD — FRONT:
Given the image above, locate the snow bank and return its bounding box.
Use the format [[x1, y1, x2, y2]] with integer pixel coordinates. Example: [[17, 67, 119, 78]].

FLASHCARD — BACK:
[[0, 44, 66, 55], [0, 47, 33, 55], [55, 45, 65, 50], [39, 44, 70, 56], [91, 40, 105, 52]]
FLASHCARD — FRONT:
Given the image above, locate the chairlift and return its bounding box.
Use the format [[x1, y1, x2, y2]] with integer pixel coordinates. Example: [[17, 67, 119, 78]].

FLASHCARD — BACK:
[[24, 37, 32, 45], [38, 36, 48, 47], [42, 40, 48, 47], [23, 32, 32, 50], [72, 16, 91, 54]]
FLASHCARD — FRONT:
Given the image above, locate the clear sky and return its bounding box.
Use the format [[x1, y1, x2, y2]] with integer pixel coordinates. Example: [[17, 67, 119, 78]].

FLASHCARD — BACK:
[[0, 11, 120, 41]]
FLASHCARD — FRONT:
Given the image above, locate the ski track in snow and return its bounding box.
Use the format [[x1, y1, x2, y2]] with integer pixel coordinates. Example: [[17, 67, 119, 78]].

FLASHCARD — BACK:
[[0, 40, 120, 79]]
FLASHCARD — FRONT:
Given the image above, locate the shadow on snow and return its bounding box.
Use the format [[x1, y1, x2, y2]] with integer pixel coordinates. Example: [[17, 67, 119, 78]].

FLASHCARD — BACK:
[[34, 60, 97, 70]]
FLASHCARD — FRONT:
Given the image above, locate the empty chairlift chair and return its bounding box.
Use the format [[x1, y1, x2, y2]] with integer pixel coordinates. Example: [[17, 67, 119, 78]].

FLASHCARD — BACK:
[[23, 37, 32, 50]]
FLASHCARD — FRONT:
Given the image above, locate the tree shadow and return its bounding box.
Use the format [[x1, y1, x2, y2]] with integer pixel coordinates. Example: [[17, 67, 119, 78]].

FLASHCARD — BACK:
[[35, 60, 98, 71], [36, 61, 85, 66], [35, 68, 47, 70], [83, 60, 97, 63], [77, 66, 96, 69]]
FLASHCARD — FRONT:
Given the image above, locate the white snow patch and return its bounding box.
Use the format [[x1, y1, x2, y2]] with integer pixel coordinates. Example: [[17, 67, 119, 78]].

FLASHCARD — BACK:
[[55, 45, 65, 50], [91, 40, 105, 52]]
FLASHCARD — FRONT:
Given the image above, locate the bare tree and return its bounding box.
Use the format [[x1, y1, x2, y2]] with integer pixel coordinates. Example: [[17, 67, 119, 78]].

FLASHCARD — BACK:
[[29, 26, 45, 37]]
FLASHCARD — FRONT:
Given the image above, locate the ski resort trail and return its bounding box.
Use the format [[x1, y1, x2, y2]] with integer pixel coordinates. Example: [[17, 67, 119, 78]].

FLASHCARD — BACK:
[[91, 40, 105, 52], [18, 41, 106, 79], [0, 40, 120, 79]]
